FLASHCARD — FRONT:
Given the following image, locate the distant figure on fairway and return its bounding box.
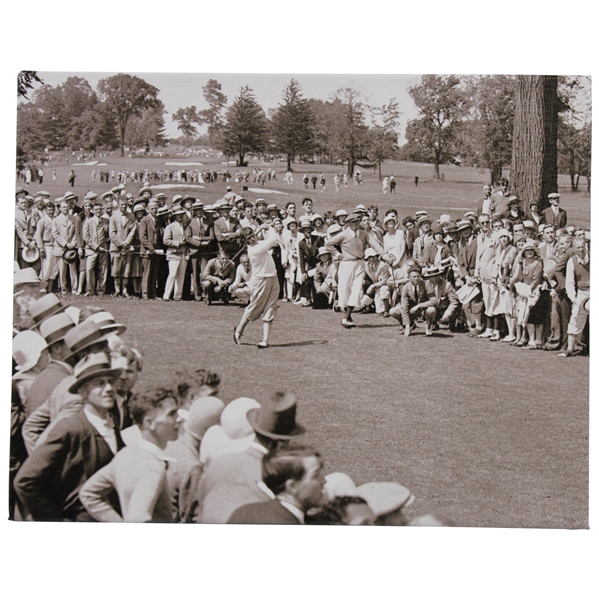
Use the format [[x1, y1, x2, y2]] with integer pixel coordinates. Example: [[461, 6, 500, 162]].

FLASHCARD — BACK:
[[414, 176, 419, 187], [68, 170, 76, 187], [389, 176, 396, 194]]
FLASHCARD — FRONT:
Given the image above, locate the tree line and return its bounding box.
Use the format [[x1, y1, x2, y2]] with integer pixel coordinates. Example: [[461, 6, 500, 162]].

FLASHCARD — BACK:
[[17, 72, 591, 191]]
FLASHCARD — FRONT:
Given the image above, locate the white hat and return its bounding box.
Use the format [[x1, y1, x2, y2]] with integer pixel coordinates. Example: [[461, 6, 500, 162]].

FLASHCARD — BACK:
[[335, 209, 348, 217], [324, 472, 357, 501], [356, 482, 414, 517], [199, 397, 260, 465], [185, 396, 225, 441], [12, 330, 47, 373], [383, 214, 397, 225], [364, 248, 379, 259]]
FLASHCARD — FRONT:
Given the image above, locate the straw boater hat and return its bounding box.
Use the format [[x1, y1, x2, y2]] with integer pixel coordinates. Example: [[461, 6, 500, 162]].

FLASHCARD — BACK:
[[423, 265, 443, 278], [170, 206, 187, 217], [417, 215, 432, 226], [14, 267, 40, 288], [38, 312, 76, 347], [192, 199, 204, 210], [246, 391, 306, 440], [28, 293, 67, 329], [68, 352, 124, 394], [21, 246, 40, 263], [63, 320, 115, 362], [84, 311, 127, 336], [355, 204, 367, 214]]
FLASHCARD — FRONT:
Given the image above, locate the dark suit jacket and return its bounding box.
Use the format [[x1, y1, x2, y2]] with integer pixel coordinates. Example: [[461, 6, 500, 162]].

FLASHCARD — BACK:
[[138, 214, 157, 254], [14, 410, 122, 521], [457, 237, 478, 278], [298, 234, 324, 273], [185, 216, 214, 256], [213, 217, 242, 257], [541, 207, 567, 229], [227, 499, 301, 525]]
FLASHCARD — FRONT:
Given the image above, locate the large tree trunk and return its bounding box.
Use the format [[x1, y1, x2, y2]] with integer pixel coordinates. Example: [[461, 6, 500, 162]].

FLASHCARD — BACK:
[[511, 76, 559, 214], [286, 155, 292, 171], [433, 160, 440, 180]]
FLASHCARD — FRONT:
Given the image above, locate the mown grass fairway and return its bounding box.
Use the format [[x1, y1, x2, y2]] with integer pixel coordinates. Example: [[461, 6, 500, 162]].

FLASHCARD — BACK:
[[37, 152, 589, 528]]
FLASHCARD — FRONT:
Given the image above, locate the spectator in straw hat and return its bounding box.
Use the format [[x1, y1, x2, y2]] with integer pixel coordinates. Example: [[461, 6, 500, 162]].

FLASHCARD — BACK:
[[109, 198, 136, 297], [412, 216, 434, 265], [79, 386, 181, 523], [185, 199, 214, 301], [52, 200, 78, 295], [228, 444, 326, 525], [82, 200, 109, 296], [34, 200, 59, 291], [15, 353, 124, 521], [162, 206, 188, 301], [541, 193, 567, 229], [195, 391, 306, 523], [26, 312, 76, 417]]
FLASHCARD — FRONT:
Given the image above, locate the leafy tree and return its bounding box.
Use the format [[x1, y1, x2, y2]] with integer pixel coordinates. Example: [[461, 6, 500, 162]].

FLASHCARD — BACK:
[[220, 86, 268, 166], [406, 75, 469, 179], [97, 73, 160, 156], [332, 88, 370, 176], [368, 99, 401, 179], [198, 79, 227, 147], [17, 71, 43, 98], [68, 105, 118, 151], [172, 106, 201, 145], [126, 101, 168, 149], [271, 79, 316, 171], [461, 75, 516, 185], [306, 98, 339, 164]]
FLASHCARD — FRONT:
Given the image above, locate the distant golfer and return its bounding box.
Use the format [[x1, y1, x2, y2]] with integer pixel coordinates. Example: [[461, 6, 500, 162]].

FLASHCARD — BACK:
[[414, 176, 419, 187], [234, 223, 283, 348]]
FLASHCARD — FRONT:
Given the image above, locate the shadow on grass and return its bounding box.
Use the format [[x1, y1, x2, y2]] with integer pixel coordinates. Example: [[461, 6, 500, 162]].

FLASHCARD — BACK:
[[358, 323, 399, 329], [269, 340, 329, 348]]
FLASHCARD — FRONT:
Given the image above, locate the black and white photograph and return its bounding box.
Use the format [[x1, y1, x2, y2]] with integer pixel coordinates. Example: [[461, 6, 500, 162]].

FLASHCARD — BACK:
[[1, 2, 596, 598]]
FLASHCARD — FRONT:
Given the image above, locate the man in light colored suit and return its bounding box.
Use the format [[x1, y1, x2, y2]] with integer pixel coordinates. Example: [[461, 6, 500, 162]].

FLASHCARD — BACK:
[[52, 200, 78, 294], [213, 201, 242, 260], [109, 198, 136, 296], [139, 200, 159, 299], [83, 201, 109, 296], [15, 192, 37, 269], [34, 201, 58, 291], [162, 207, 188, 301]]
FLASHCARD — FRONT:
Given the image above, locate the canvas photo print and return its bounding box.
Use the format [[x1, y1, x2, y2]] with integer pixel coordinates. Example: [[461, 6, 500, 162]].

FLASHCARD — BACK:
[[10, 71, 590, 527]]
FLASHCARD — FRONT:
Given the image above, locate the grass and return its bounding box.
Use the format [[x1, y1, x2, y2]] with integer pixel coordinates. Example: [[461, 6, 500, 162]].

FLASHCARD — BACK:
[[27, 151, 589, 528], [66, 294, 589, 529]]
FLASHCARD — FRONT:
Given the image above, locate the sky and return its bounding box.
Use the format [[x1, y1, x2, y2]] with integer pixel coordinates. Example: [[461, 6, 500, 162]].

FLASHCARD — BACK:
[[36, 71, 421, 142]]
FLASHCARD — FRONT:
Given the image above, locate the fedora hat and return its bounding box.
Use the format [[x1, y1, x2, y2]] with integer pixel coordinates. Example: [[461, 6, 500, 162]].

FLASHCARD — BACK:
[[14, 267, 40, 287], [192, 199, 204, 210], [456, 219, 473, 231], [156, 206, 170, 217], [28, 293, 67, 328], [13, 330, 48, 374], [246, 391, 306, 440], [417, 215, 432, 226], [255, 198, 267, 206], [170, 207, 186, 217], [38, 312, 76, 347], [84, 311, 127, 336], [317, 246, 331, 258], [335, 209, 348, 217], [423, 265, 443, 278], [63, 320, 113, 362], [139, 187, 152, 196], [154, 192, 166, 200], [267, 204, 278, 212], [21, 246, 40, 263], [327, 223, 342, 235], [133, 203, 146, 213], [414, 210, 428, 219], [63, 249, 78, 263], [68, 352, 124, 394]]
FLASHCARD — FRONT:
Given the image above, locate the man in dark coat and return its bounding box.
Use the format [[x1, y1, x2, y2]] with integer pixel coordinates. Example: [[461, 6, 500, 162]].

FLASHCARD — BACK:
[[296, 219, 324, 306], [541, 193, 568, 229], [227, 445, 325, 525], [14, 353, 124, 521]]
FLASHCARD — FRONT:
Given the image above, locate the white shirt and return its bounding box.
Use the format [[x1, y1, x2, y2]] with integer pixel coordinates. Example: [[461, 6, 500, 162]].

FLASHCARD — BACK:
[[83, 406, 118, 455], [278, 498, 305, 523], [248, 227, 281, 278]]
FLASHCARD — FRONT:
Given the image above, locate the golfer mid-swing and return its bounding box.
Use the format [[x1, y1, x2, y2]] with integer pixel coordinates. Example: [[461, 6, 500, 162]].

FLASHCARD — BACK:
[[234, 223, 283, 349]]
